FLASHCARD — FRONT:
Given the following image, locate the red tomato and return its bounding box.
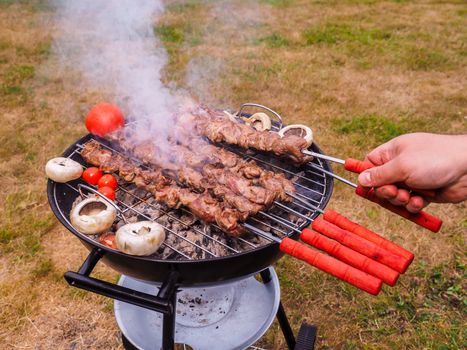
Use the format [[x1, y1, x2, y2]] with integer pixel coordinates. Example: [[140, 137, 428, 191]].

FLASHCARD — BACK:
[[85, 103, 125, 137], [82, 167, 103, 185], [98, 186, 116, 201], [98, 174, 118, 190], [99, 233, 117, 250]]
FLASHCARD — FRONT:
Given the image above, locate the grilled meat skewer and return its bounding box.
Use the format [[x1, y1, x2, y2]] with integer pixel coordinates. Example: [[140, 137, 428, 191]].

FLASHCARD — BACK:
[[177, 107, 313, 164], [80, 140, 246, 236]]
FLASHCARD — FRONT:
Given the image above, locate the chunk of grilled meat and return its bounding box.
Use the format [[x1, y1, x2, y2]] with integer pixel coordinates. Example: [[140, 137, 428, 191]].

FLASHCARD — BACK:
[[178, 107, 313, 164], [81, 140, 245, 236]]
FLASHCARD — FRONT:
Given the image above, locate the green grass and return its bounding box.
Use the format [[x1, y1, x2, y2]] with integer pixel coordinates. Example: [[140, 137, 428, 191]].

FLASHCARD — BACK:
[[304, 24, 392, 45], [333, 114, 406, 146], [257, 33, 290, 48], [0, 0, 50, 11], [1, 64, 34, 101], [166, 0, 203, 13], [260, 0, 294, 7], [32, 256, 54, 278], [154, 25, 185, 44], [404, 47, 451, 71], [2, 64, 34, 83], [16, 41, 52, 58]]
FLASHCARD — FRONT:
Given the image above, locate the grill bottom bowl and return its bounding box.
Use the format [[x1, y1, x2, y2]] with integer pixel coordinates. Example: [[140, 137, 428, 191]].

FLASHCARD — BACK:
[[115, 267, 280, 349]]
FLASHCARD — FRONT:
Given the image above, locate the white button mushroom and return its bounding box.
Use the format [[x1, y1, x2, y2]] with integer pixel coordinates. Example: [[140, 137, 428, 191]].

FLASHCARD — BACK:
[[116, 221, 166, 256], [45, 157, 83, 183], [278, 124, 313, 148], [245, 112, 272, 131], [70, 196, 117, 235]]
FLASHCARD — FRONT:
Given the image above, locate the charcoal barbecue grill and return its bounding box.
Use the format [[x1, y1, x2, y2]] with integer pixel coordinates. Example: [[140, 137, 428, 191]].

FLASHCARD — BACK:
[[47, 128, 333, 284], [47, 105, 335, 349]]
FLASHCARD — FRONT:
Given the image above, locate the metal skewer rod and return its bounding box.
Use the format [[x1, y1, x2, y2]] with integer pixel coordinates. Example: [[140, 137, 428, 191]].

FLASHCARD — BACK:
[[307, 162, 357, 188], [268, 212, 303, 231], [244, 223, 281, 243], [286, 191, 323, 211], [290, 198, 321, 213], [303, 149, 345, 165], [273, 202, 314, 222]]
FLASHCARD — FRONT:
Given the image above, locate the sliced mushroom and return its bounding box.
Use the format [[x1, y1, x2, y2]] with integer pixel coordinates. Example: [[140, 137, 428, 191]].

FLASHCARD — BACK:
[[278, 124, 313, 148], [70, 196, 117, 235], [244, 112, 272, 131], [45, 157, 83, 183], [116, 221, 165, 256]]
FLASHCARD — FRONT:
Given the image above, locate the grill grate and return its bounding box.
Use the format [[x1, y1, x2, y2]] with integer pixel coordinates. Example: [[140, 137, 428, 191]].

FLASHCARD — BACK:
[[52, 131, 331, 261]]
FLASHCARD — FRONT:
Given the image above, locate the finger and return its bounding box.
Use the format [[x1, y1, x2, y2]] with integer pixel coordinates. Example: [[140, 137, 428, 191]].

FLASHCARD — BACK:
[[387, 189, 410, 206], [431, 174, 467, 203], [374, 185, 398, 200], [365, 139, 397, 166], [406, 195, 429, 213], [358, 158, 406, 187]]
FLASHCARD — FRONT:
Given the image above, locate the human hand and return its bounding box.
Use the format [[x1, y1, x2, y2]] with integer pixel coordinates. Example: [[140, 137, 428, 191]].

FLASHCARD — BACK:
[[357, 133, 467, 213]]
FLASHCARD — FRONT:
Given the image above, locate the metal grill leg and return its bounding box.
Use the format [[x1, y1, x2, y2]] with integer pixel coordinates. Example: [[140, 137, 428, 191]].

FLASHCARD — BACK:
[[162, 292, 177, 350], [277, 302, 296, 350]]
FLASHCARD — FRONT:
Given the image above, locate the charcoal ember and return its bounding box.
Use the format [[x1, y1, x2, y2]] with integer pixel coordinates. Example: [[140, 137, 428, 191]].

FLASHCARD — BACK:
[[157, 215, 171, 227], [127, 215, 138, 223], [133, 188, 148, 199], [255, 236, 269, 246], [178, 230, 205, 258], [145, 207, 161, 219], [115, 220, 126, 230], [171, 221, 187, 232], [117, 191, 135, 204], [180, 214, 197, 226], [252, 221, 272, 233]]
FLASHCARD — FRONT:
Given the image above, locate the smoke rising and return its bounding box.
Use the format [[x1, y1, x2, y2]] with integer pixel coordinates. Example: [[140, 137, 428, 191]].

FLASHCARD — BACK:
[[184, 0, 269, 107], [51, 0, 268, 136], [52, 0, 188, 137]]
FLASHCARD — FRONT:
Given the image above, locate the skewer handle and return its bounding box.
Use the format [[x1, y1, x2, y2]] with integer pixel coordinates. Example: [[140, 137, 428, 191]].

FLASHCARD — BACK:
[[355, 186, 443, 233], [280, 237, 382, 295], [300, 228, 399, 286], [311, 217, 411, 273], [345, 158, 436, 197], [344, 158, 374, 173], [323, 209, 414, 262]]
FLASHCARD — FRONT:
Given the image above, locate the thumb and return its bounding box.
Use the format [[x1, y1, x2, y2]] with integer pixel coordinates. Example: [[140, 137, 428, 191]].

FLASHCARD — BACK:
[[358, 159, 405, 187]]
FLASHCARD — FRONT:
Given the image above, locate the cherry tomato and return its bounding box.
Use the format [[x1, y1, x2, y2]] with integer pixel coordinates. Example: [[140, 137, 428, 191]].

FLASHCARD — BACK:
[[99, 233, 117, 250], [98, 186, 116, 201], [82, 167, 103, 185], [98, 174, 118, 190], [85, 103, 125, 137]]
